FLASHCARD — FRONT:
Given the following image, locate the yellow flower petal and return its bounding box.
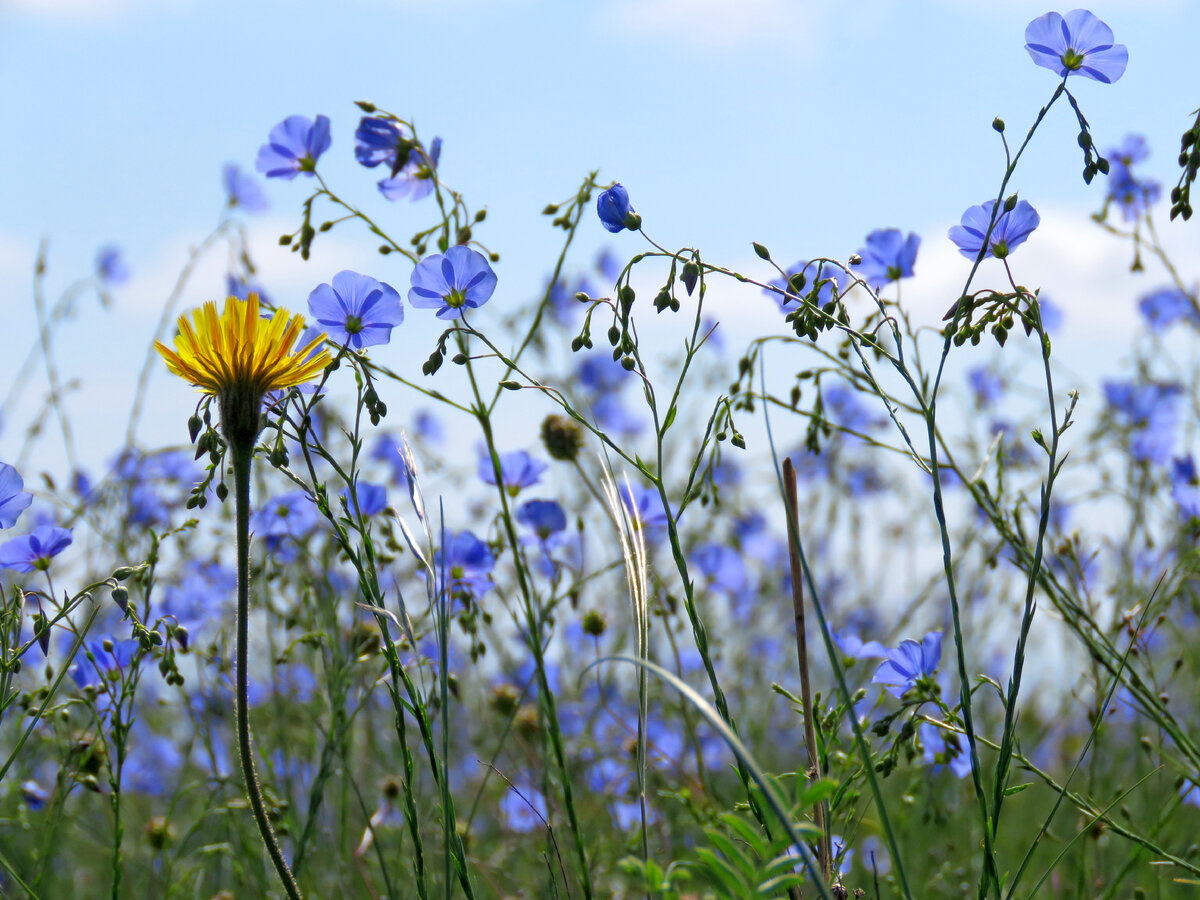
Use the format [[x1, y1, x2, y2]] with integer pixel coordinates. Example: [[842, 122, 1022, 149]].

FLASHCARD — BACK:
[[154, 294, 331, 401]]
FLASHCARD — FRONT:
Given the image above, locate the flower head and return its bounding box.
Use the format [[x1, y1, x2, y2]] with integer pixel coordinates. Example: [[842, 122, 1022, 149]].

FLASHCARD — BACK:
[[479, 449, 547, 496], [0, 463, 33, 529], [96, 245, 131, 286], [692, 543, 748, 595], [1139, 287, 1198, 332], [834, 630, 888, 661], [408, 246, 498, 320], [850, 229, 920, 289], [872, 631, 942, 698], [0, 525, 72, 573], [155, 294, 330, 447], [620, 483, 669, 531], [968, 365, 1005, 408], [307, 271, 404, 350], [226, 274, 273, 307], [597, 184, 640, 233], [354, 116, 416, 173], [342, 481, 388, 517], [517, 499, 567, 540], [948, 199, 1041, 260], [1104, 135, 1161, 222], [1103, 380, 1183, 463], [1171, 456, 1200, 519], [222, 163, 268, 213], [435, 530, 496, 601], [1024, 10, 1127, 84], [920, 723, 972, 778], [380, 137, 442, 202], [252, 490, 319, 552], [255, 114, 331, 180]]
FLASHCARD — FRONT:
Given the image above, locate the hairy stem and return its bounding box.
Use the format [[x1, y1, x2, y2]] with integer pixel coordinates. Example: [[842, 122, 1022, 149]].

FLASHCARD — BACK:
[[232, 442, 305, 900]]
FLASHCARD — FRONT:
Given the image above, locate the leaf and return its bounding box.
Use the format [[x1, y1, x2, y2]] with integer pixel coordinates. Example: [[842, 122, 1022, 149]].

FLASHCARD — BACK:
[[756, 873, 805, 899], [798, 777, 839, 806], [661, 405, 678, 435], [1004, 782, 1033, 796], [705, 829, 759, 879], [720, 814, 771, 857], [693, 847, 751, 898]]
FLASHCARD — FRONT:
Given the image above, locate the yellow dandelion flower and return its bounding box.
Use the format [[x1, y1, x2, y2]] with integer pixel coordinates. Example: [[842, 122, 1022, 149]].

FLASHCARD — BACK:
[[156, 293, 330, 447]]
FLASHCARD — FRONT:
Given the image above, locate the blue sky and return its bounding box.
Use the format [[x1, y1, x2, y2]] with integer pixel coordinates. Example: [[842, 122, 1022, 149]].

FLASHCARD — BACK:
[[2, 0, 1198, 475]]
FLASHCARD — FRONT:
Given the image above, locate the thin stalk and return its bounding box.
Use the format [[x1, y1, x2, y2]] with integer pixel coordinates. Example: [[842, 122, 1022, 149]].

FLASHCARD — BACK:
[[458, 325, 593, 900], [232, 443, 305, 900], [783, 457, 829, 882]]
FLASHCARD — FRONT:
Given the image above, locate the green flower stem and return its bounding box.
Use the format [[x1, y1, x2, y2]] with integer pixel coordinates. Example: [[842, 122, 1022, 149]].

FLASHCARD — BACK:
[[923, 83, 1065, 900], [457, 326, 594, 900], [231, 442, 305, 900]]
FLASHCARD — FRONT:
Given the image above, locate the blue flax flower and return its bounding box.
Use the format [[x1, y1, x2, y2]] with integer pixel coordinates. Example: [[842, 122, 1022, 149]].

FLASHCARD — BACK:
[[501, 782, 548, 833], [1103, 380, 1183, 464], [1105, 135, 1160, 222], [968, 366, 1005, 408], [1139, 287, 1198, 332], [620, 483, 669, 531], [96, 245, 131, 286], [1171, 456, 1200, 519], [0, 525, 73, 573], [578, 353, 631, 393], [595, 247, 622, 283], [834, 630, 888, 661], [0, 463, 33, 529], [517, 499, 567, 540], [222, 163, 268, 213], [692, 543, 747, 595], [479, 449, 547, 496], [162, 559, 236, 641], [1039, 296, 1064, 333], [1024, 10, 1127, 84], [371, 434, 410, 485], [343, 482, 388, 517], [226, 274, 273, 307], [851, 229, 920, 290], [435, 530, 495, 600], [354, 116, 416, 172], [20, 781, 48, 810], [380, 137, 442, 202], [415, 410, 444, 444], [920, 722, 972, 778], [872, 631, 942, 698], [251, 491, 319, 552], [408, 246, 498, 320], [1183, 780, 1200, 809], [596, 184, 640, 233], [307, 270, 404, 349], [948, 200, 1040, 260], [255, 114, 332, 179]]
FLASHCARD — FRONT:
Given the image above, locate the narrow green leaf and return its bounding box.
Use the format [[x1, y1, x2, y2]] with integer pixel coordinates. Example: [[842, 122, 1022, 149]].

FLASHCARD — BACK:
[[705, 830, 759, 879], [694, 847, 750, 897]]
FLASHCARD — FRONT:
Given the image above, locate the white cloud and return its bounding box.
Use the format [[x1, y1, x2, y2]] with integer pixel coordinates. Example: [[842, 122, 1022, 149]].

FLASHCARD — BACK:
[[600, 0, 808, 48]]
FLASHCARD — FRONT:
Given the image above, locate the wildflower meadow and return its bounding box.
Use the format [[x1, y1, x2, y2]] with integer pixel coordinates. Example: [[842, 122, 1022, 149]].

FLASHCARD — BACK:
[[4, 5, 1200, 899]]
